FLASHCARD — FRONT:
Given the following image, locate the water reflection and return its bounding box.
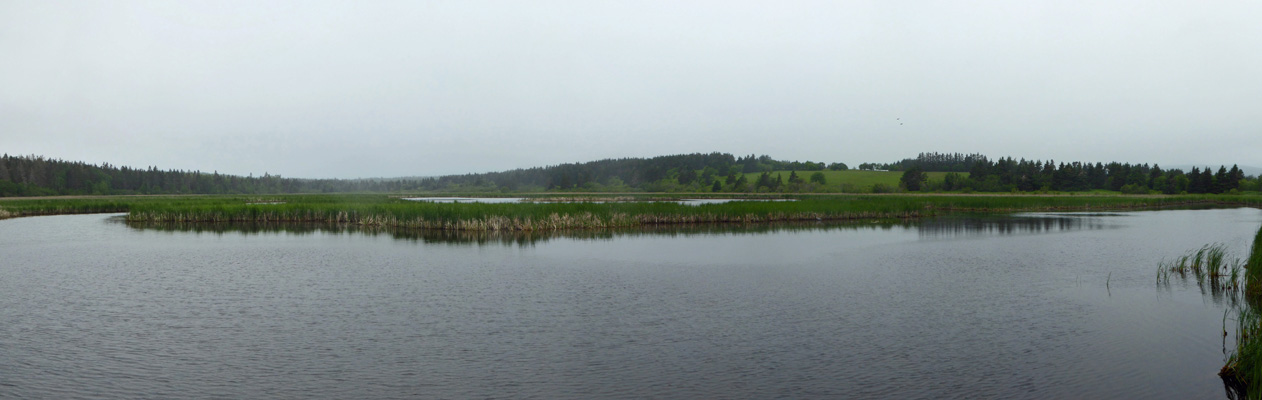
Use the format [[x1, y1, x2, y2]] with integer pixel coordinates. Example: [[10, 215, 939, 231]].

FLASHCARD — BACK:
[[15, 209, 1261, 399], [119, 213, 1116, 246], [917, 214, 1113, 239], [119, 218, 914, 246]]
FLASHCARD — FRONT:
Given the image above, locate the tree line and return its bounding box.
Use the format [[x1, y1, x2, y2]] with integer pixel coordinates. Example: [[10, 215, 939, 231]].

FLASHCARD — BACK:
[[2, 151, 1256, 196], [901, 156, 1254, 194], [862, 152, 989, 172], [0, 154, 425, 196], [0, 152, 844, 196], [413, 153, 846, 192]]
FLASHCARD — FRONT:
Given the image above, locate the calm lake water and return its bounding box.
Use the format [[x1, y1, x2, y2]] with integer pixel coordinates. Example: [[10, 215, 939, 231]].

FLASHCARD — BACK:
[[2, 208, 1260, 399]]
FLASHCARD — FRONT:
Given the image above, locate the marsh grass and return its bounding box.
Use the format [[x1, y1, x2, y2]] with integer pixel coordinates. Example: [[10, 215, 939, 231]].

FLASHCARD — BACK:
[[1158, 244, 1245, 301], [112, 193, 1262, 231], [123, 196, 932, 230], [6, 193, 1262, 231], [1220, 225, 1262, 398]]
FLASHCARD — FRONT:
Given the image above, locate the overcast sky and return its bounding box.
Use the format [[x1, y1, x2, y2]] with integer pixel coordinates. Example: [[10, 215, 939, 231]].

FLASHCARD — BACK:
[[2, 1, 1260, 178]]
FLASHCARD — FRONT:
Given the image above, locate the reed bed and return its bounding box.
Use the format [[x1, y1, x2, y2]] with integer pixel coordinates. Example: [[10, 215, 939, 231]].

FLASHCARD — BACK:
[[5, 193, 1262, 231], [1156, 223, 1262, 398], [113, 194, 1262, 232], [1222, 225, 1262, 398], [0, 198, 135, 217], [124, 197, 930, 230], [1157, 244, 1243, 295]]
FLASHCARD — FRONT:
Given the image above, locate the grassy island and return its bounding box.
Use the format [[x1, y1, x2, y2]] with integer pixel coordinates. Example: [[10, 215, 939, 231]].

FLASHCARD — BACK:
[[4, 193, 1261, 231]]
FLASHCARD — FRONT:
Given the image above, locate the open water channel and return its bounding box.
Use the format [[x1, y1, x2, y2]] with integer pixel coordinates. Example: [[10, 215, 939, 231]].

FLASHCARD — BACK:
[[2, 208, 1260, 398]]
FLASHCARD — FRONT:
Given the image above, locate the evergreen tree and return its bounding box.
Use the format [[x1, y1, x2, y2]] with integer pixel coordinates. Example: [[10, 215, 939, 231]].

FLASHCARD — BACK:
[[788, 171, 803, 184], [756, 172, 773, 191], [1198, 167, 1215, 194], [1228, 165, 1243, 192], [1214, 166, 1229, 193], [734, 175, 749, 192]]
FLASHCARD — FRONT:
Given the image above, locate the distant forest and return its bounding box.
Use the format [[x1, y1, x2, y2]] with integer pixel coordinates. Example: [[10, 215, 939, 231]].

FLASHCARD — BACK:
[[425, 153, 845, 192], [0, 154, 417, 196], [0, 152, 1257, 196], [0, 153, 841, 196], [873, 152, 1256, 194]]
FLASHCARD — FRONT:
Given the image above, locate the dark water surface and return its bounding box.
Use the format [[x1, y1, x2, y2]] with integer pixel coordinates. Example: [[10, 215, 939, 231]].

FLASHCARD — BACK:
[[2, 209, 1260, 399]]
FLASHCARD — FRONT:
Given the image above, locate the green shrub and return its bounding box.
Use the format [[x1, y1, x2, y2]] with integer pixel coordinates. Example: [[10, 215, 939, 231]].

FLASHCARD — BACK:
[[1120, 184, 1149, 194]]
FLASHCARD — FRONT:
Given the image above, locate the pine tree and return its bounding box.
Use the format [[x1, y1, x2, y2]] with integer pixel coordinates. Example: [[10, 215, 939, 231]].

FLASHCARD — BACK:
[[1214, 166, 1229, 193], [788, 171, 803, 184]]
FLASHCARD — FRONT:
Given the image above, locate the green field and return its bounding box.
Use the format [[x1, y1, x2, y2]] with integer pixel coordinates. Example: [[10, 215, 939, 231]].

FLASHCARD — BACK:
[[738, 170, 955, 192]]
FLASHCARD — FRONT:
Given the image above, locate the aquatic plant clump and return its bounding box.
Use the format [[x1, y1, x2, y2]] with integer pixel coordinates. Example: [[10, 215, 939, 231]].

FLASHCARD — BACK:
[[1157, 244, 1243, 292], [1154, 224, 1262, 398], [1220, 225, 1262, 399]]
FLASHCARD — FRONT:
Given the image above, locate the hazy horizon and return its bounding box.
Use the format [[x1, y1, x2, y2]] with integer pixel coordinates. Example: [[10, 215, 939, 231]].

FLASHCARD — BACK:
[[4, 1, 1260, 179]]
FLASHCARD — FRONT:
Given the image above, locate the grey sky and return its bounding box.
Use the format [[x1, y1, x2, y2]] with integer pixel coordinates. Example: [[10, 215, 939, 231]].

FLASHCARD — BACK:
[[2, 1, 1259, 178]]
